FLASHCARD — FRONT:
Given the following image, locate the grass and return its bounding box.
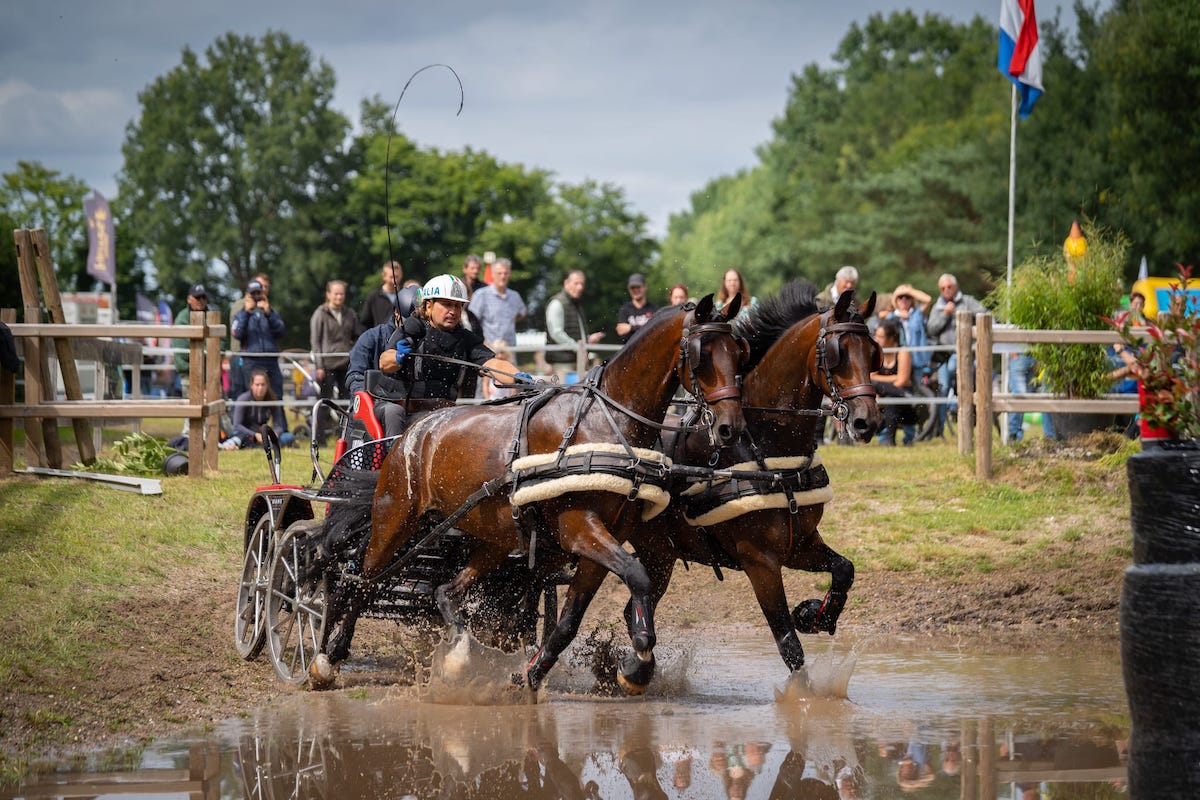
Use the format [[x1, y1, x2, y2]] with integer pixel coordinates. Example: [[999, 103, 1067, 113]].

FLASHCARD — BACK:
[[811, 433, 1132, 578], [0, 419, 318, 690]]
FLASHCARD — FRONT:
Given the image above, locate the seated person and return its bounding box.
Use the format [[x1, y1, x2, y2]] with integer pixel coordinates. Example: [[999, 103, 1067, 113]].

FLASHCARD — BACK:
[[1108, 341, 1140, 394], [221, 368, 295, 449], [345, 274, 525, 439], [870, 318, 918, 446]]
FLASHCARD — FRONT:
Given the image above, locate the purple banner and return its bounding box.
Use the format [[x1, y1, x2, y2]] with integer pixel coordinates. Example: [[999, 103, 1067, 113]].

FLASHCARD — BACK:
[[84, 190, 116, 285]]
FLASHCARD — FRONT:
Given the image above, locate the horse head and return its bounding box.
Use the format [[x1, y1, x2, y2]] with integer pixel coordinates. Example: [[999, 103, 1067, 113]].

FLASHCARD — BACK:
[[816, 290, 883, 442], [678, 293, 747, 448]]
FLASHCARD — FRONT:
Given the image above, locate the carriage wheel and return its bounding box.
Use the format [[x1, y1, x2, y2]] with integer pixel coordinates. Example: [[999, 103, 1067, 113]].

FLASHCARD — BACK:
[[265, 524, 328, 684], [235, 513, 273, 660]]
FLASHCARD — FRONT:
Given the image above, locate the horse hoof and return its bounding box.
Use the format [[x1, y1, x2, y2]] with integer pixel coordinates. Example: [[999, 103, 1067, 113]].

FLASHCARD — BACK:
[[617, 652, 656, 695], [792, 598, 828, 635], [308, 653, 337, 691], [616, 670, 648, 696]]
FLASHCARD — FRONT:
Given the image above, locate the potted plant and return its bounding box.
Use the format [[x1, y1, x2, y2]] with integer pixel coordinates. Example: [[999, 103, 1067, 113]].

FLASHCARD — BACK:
[[987, 220, 1127, 438], [1111, 264, 1200, 798]]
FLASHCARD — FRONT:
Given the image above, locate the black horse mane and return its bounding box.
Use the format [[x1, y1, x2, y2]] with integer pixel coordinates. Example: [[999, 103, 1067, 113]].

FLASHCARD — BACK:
[[736, 279, 821, 369]]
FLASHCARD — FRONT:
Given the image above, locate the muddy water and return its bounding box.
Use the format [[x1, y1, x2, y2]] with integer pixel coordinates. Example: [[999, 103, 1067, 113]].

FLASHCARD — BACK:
[[7, 633, 1129, 799]]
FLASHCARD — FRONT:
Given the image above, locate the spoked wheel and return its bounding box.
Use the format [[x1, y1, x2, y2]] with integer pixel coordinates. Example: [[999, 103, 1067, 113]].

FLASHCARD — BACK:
[[235, 513, 273, 660], [266, 523, 328, 684]]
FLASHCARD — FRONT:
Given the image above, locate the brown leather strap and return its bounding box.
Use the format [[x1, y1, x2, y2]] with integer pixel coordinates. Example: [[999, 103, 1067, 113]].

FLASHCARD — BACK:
[[704, 385, 741, 404], [837, 383, 877, 400]]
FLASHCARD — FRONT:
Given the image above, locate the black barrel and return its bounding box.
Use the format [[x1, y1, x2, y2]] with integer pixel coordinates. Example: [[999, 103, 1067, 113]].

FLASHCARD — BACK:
[[1121, 443, 1200, 798]]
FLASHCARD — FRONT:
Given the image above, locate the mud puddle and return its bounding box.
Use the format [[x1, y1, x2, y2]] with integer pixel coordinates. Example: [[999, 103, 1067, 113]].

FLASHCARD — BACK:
[[3, 632, 1128, 798]]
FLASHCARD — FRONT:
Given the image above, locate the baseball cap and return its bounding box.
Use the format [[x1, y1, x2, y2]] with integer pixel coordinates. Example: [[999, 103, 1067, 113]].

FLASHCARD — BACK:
[[627, 273, 646, 288], [188, 283, 207, 298], [247, 279, 264, 294]]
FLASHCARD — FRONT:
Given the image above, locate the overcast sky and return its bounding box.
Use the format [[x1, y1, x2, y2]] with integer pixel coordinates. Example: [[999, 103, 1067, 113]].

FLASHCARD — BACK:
[[2, 0, 1028, 236]]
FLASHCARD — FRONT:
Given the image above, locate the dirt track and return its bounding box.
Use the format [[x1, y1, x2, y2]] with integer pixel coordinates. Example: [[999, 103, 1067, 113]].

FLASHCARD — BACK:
[[2, 536, 1121, 773]]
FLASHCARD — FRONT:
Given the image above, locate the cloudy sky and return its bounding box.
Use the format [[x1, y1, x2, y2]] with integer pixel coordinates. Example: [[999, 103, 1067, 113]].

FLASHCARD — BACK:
[[1, 0, 1023, 236]]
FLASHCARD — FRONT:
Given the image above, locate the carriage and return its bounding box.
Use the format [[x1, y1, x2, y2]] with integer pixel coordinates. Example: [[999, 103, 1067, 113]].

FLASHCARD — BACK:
[[233, 390, 562, 684], [234, 287, 882, 692]]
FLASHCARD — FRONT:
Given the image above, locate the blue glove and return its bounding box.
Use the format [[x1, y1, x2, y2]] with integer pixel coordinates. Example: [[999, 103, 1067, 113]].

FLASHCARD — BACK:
[[393, 340, 412, 362], [514, 371, 534, 384]]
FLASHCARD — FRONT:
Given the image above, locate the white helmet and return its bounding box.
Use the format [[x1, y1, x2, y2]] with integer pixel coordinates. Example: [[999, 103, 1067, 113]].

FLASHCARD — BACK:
[[420, 274, 470, 304]]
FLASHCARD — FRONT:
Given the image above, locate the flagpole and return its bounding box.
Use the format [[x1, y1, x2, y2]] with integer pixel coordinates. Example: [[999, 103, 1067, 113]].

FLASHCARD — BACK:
[[1006, 84, 1017, 318]]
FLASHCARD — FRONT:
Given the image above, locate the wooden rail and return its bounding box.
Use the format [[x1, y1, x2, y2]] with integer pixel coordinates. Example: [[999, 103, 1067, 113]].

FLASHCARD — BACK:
[[0, 743, 219, 799], [1, 315, 227, 478], [956, 311, 1142, 479]]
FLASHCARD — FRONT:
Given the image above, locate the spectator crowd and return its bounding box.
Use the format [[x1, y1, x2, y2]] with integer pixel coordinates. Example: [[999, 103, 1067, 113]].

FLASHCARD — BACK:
[[159, 256, 1142, 452]]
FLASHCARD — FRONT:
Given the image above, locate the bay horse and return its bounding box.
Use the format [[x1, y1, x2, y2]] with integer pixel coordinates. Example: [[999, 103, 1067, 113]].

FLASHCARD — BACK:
[[325, 294, 747, 691], [638, 283, 881, 676]]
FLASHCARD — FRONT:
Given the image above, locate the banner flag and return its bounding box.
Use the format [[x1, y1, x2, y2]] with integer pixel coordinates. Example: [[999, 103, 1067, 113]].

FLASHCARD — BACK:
[[999, 0, 1044, 118], [84, 190, 116, 285]]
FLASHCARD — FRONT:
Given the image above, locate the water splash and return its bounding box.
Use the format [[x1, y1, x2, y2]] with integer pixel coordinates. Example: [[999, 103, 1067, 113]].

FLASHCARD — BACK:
[[774, 647, 858, 702], [419, 630, 540, 706]]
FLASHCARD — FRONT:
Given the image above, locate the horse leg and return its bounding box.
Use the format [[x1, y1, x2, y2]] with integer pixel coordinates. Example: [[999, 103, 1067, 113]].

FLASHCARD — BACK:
[[739, 546, 807, 673], [435, 543, 511, 637], [791, 537, 855, 636], [618, 540, 676, 685], [524, 509, 658, 694], [520, 557, 610, 691]]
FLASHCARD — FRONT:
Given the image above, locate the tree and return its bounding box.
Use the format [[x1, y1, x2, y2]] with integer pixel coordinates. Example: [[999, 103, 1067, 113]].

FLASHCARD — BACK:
[[1093, 0, 1200, 268], [660, 12, 1011, 297], [0, 160, 91, 294], [117, 31, 351, 322]]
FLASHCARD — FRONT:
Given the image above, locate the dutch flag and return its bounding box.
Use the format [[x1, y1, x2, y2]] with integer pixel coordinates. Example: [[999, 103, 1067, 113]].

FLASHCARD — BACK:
[[999, 0, 1044, 118]]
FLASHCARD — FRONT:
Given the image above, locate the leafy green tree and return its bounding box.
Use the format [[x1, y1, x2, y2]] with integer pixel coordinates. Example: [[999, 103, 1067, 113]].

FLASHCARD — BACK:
[[0, 208, 20, 313], [0, 160, 90, 293], [345, 123, 553, 294], [1092, 0, 1200, 269], [660, 12, 1013, 298], [535, 180, 657, 337], [117, 31, 351, 329]]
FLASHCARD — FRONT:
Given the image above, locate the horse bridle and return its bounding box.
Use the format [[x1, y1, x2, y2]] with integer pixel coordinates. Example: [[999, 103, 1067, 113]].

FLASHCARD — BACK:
[[678, 320, 748, 436], [815, 311, 880, 421]]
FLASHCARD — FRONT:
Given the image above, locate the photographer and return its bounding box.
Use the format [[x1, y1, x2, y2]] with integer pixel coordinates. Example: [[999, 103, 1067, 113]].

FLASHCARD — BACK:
[[231, 278, 286, 401]]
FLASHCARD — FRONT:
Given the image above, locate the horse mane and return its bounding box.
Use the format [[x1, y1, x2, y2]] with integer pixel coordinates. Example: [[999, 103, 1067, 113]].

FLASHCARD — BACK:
[[736, 279, 820, 369]]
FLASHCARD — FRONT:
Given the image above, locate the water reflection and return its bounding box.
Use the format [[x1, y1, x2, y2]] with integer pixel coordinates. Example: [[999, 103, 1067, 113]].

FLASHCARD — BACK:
[[2, 637, 1130, 799]]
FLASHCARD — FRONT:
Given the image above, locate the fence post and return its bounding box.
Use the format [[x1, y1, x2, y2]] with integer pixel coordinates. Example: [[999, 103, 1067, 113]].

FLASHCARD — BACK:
[[0, 308, 14, 475], [32, 228, 96, 465], [955, 310, 975, 456], [13, 229, 50, 467], [203, 310, 222, 472], [576, 340, 588, 379], [975, 313, 994, 479], [187, 309, 205, 477]]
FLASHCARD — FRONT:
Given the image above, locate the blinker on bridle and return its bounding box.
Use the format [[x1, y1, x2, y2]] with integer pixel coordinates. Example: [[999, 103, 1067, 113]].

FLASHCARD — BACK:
[[815, 313, 879, 420], [679, 320, 746, 443]]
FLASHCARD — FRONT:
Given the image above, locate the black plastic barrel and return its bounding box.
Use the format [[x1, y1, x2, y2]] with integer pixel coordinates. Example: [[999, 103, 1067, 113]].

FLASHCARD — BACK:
[[1121, 442, 1200, 798]]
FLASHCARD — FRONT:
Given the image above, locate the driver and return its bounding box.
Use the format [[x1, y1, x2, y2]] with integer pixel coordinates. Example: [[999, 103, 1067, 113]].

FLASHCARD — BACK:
[[346, 274, 527, 438]]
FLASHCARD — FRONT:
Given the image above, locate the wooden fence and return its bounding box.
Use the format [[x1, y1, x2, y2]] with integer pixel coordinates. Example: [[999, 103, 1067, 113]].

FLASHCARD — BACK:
[[955, 310, 1142, 479], [1, 313, 226, 478]]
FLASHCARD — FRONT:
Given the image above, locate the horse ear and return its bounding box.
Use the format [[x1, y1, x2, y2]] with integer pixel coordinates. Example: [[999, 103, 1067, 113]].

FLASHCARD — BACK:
[[861, 290, 877, 319], [722, 292, 742, 321], [694, 293, 715, 321], [834, 289, 853, 320]]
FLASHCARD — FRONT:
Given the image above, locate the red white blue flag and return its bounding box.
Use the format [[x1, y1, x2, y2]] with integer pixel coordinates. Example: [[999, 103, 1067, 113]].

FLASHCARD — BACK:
[[998, 0, 1044, 118]]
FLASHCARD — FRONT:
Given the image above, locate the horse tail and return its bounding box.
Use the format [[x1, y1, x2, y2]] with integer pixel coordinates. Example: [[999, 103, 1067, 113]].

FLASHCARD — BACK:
[[314, 467, 380, 569]]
